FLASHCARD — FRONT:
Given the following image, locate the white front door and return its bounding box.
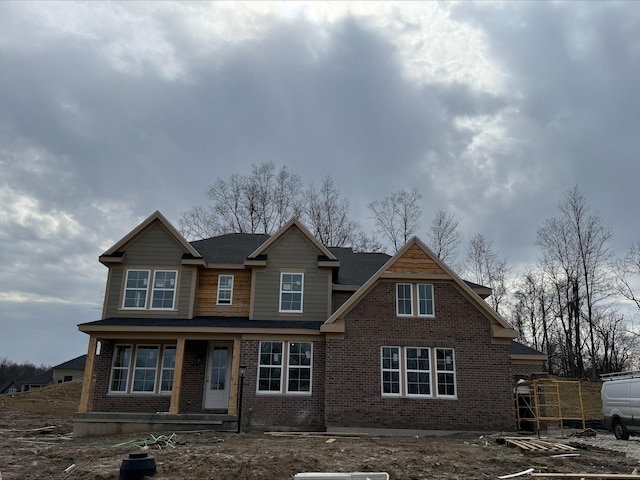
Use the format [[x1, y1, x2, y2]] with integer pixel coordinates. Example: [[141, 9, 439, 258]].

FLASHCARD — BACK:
[[203, 343, 231, 410]]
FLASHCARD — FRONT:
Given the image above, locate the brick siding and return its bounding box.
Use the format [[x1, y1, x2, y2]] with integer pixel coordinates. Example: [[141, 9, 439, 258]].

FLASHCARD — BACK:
[[238, 339, 326, 431], [325, 281, 516, 431]]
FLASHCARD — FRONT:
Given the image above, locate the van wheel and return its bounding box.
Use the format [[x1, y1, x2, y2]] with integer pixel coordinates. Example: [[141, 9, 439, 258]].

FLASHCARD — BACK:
[[613, 419, 630, 440]]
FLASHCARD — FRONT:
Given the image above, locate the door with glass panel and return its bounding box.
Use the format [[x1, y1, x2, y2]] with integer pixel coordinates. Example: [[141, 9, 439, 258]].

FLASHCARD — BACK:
[[203, 343, 231, 410]]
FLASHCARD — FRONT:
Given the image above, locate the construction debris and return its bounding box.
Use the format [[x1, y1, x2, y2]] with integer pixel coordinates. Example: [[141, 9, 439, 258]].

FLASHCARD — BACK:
[[571, 428, 598, 437], [500, 437, 577, 453], [110, 433, 177, 451], [498, 467, 535, 479]]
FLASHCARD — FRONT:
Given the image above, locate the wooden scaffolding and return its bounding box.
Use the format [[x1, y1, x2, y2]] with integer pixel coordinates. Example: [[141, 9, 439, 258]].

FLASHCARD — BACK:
[[515, 379, 586, 436]]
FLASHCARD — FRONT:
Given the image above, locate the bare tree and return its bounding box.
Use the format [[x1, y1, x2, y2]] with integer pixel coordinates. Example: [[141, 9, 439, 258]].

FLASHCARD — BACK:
[[536, 186, 615, 377], [427, 208, 461, 266], [368, 188, 422, 252], [179, 162, 303, 239], [464, 233, 510, 315], [616, 240, 640, 310], [302, 176, 359, 247], [179, 163, 367, 249]]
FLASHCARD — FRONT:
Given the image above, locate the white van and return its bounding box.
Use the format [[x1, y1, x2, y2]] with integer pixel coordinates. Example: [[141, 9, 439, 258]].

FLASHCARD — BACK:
[[601, 371, 640, 440]]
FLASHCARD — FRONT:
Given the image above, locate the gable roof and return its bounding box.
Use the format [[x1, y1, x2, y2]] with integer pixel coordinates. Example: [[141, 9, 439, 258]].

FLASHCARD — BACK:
[[53, 354, 87, 370], [21, 369, 53, 386], [190, 233, 270, 264], [0, 380, 20, 394], [100, 211, 201, 261], [248, 218, 338, 261], [323, 236, 518, 341]]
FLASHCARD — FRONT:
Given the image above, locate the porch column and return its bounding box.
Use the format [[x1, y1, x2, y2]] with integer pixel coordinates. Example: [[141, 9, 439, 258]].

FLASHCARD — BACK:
[[77, 336, 98, 413], [169, 337, 186, 414], [228, 338, 242, 416]]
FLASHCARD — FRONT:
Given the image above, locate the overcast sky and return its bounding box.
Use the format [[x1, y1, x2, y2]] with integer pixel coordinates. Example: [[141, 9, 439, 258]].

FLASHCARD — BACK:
[[1, 2, 639, 366]]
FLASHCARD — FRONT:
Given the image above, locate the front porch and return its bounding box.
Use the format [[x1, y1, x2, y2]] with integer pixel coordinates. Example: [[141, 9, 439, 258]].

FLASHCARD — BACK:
[[73, 412, 238, 437]]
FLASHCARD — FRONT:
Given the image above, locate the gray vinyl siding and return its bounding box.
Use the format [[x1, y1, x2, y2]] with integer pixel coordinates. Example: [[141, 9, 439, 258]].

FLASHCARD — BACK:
[[103, 224, 194, 319], [252, 228, 331, 321]]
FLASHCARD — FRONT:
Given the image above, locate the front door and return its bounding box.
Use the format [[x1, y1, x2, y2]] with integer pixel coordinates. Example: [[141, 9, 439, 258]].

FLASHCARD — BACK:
[[203, 343, 232, 410]]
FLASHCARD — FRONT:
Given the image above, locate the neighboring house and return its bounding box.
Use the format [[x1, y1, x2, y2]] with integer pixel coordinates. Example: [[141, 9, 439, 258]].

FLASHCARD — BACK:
[[21, 369, 53, 392], [52, 354, 87, 384], [75, 211, 544, 437], [0, 380, 20, 395]]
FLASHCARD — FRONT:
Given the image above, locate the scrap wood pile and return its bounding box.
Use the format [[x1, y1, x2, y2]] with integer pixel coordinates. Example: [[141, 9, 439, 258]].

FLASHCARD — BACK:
[[499, 437, 578, 454]]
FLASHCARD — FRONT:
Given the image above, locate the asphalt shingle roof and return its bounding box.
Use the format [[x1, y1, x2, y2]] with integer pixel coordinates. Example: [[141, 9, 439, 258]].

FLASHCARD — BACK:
[[53, 354, 87, 370], [510, 341, 545, 356], [81, 317, 324, 330], [190, 233, 270, 264]]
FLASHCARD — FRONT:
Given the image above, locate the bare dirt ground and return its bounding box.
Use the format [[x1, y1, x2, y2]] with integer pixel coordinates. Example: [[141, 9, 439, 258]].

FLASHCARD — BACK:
[[1, 381, 639, 480]]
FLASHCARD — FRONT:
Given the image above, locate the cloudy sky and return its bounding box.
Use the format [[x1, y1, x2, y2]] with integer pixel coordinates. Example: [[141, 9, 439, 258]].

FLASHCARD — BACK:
[[1, 1, 639, 366]]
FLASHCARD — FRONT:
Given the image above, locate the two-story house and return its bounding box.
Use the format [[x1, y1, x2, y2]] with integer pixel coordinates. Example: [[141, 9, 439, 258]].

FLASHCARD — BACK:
[[74, 211, 544, 437]]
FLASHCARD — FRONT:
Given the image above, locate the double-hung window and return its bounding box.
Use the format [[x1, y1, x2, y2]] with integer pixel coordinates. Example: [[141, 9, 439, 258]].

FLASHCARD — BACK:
[[287, 342, 312, 393], [123, 270, 150, 309], [381, 347, 401, 395], [109, 344, 176, 394], [217, 275, 234, 305], [418, 284, 434, 317], [396, 283, 435, 317], [110, 345, 132, 392], [151, 271, 177, 309], [381, 346, 455, 399], [258, 341, 283, 392], [406, 347, 431, 396], [258, 341, 313, 394], [396, 284, 412, 316], [123, 269, 177, 310], [160, 346, 177, 393], [436, 348, 456, 397], [280, 273, 303, 312], [132, 346, 159, 392]]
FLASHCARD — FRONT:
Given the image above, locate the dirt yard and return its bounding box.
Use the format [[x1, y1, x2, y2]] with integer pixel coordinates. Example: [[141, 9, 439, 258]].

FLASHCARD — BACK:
[[1, 380, 639, 480]]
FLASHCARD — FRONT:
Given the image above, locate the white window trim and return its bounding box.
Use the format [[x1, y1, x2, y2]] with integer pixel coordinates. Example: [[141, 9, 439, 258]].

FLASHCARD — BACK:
[[380, 346, 456, 400], [417, 284, 435, 317], [216, 275, 234, 305], [159, 345, 177, 394], [405, 347, 433, 398], [150, 270, 178, 310], [396, 283, 413, 317], [257, 341, 284, 395], [131, 345, 160, 394], [435, 348, 457, 399], [122, 270, 151, 310], [108, 344, 177, 395], [381, 346, 402, 397], [279, 272, 304, 313], [285, 342, 313, 395], [108, 344, 132, 394]]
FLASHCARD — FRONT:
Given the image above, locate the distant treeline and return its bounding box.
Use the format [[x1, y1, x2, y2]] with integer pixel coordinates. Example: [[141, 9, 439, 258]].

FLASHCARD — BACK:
[[0, 357, 50, 384]]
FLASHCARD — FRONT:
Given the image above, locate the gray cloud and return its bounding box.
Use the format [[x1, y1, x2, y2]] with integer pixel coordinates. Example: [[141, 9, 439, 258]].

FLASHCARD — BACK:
[[1, 2, 639, 364]]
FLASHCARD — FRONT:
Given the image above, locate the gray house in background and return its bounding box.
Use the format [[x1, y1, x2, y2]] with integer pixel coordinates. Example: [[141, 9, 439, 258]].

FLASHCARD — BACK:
[[19, 354, 87, 392]]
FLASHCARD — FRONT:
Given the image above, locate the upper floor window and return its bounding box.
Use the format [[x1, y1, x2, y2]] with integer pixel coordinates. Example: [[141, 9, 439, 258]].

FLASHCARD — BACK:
[[123, 270, 150, 309], [418, 284, 434, 317], [396, 284, 412, 316], [151, 271, 177, 309], [280, 273, 303, 312], [217, 275, 234, 305], [396, 283, 435, 317], [122, 269, 177, 310]]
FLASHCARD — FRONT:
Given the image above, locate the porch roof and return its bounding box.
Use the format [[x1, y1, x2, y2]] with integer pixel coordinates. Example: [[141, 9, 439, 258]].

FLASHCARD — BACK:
[[78, 316, 324, 334]]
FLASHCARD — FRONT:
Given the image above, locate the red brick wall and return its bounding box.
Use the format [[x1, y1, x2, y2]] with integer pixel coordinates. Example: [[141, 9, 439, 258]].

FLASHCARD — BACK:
[[325, 281, 516, 431], [92, 342, 171, 413], [238, 339, 326, 431]]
